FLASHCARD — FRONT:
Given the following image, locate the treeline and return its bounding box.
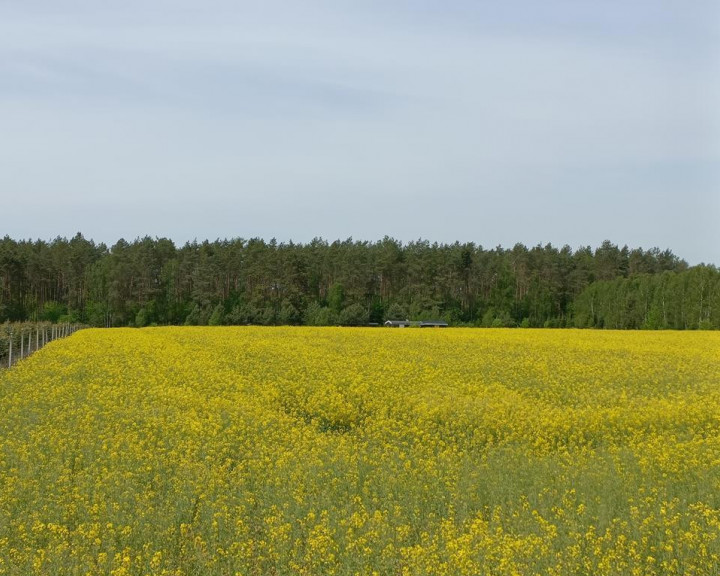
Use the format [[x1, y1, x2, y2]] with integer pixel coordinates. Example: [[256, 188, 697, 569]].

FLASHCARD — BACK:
[[0, 234, 717, 329], [573, 267, 718, 330]]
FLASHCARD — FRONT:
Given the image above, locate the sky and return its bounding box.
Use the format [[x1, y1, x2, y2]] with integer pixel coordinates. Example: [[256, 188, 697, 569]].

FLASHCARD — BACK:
[[1, 0, 719, 265]]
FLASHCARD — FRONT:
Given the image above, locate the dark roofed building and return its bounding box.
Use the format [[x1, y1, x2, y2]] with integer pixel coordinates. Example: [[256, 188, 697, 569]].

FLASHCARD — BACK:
[[419, 320, 448, 328]]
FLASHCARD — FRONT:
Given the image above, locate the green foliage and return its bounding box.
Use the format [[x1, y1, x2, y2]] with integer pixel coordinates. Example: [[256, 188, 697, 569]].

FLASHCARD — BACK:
[[304, 303, 337, 326], [257, 307, 276, 326], [277, 301, 300, 325], [226, 304, 255, 325], [135, 308, 149, 328], [572, 267, 720, 330], [339, 303, 369, 326], [368, 298, 385, 324], [184, 304, 210, 326], [384, 302, 408, 321], [481, 309, 495, 328], [208, 304, 225, 326], [328, 283, 345, 314], [0, 235, 714, 329], [41, 301, 66, 323]]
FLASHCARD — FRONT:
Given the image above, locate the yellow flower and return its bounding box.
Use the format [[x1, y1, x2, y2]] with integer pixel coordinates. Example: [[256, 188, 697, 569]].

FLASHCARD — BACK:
[[0, 327, 717, 574]]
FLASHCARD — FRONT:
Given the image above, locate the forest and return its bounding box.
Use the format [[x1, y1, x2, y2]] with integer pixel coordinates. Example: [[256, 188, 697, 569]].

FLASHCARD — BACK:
[[0, 234, 717, 329]]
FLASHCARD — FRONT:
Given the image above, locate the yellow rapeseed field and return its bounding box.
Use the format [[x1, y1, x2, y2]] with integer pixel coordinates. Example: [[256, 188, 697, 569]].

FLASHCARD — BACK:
[[1, 327, 719, 575]]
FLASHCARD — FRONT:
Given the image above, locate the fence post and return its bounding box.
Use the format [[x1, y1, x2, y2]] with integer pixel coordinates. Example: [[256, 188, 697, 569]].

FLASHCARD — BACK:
[[20, 329, 24, 359], [36, 328, 39, 352], [8, 330, 12, 368]]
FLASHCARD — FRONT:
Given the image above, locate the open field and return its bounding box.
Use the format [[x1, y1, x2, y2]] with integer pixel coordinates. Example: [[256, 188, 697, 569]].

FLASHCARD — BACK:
[[1, 327, 719, 575]]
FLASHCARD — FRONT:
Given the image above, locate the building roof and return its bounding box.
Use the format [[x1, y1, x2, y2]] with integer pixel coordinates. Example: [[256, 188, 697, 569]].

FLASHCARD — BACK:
[[384, 319, 413, 326]]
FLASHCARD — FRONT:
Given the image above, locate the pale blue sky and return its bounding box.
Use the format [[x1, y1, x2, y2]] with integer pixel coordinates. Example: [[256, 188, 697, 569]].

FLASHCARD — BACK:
[[1, 1, 718, 264]]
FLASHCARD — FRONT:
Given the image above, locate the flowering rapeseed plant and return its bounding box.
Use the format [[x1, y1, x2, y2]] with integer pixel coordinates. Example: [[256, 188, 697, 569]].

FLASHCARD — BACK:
[[0, 327, 719, 575]]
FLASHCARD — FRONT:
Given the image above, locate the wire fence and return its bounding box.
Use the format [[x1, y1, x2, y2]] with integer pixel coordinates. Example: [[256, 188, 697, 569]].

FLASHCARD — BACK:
[[0, 322, 83, 369]]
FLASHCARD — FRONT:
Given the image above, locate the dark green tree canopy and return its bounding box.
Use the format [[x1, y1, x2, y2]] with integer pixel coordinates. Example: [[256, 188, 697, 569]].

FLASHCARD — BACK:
[[0, 235, 715, 329]]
